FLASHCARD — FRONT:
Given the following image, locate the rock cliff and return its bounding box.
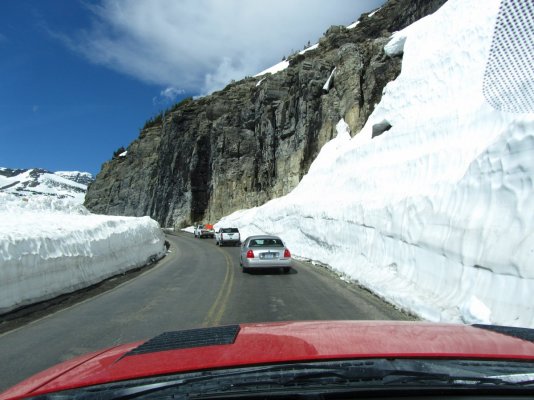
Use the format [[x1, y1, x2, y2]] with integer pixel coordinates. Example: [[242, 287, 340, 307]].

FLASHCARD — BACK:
[[85, 0, 447, 228]]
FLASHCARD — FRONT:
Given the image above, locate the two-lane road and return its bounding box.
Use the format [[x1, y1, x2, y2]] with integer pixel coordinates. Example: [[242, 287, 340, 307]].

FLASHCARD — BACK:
[[0, 231, 413, 391]]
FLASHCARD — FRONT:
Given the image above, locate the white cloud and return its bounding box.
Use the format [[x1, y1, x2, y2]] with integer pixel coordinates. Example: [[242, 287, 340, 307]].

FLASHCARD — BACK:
[[153, 86, 186, 106], [69, 0, 385, 95], [161, 87, 185, 100]]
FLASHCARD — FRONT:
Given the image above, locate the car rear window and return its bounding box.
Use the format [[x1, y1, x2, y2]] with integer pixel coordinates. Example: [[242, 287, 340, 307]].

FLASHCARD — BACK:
[[249, 239, 284, 247], [222, 228, 239, 233]]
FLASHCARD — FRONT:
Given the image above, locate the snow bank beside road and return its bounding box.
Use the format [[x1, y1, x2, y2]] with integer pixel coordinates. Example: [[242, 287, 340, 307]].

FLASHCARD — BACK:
[[0, 194, 166, 314], [218, 0, 534, 328]]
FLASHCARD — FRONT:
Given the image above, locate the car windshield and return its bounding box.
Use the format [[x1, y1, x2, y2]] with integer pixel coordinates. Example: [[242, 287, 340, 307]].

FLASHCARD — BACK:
[[1, 0, 533, 397], [249, 238, 284, 247], [30, 359, 534, 398]]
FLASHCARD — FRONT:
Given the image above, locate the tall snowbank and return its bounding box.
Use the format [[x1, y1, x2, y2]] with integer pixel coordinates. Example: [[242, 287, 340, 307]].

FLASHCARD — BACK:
[[0, 194, 166, 313], [218, 0, 534, 328]]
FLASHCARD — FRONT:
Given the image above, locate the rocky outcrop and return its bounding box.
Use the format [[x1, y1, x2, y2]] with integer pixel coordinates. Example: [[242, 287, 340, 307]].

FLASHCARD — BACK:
[[85, 0, 447, 228]]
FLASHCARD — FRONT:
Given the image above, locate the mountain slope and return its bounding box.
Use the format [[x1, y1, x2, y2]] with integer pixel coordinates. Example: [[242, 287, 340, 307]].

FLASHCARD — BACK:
[[84, 0, 446, 227], [0, 167, 93, 202]]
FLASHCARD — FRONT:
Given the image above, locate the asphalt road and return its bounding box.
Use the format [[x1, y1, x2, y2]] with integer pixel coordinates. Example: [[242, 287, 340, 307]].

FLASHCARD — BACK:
[[0, 231, 413, 391]]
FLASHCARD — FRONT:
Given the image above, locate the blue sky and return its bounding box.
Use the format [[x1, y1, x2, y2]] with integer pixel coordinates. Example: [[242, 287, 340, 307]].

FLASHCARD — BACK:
[[0, 0, 384, 176]]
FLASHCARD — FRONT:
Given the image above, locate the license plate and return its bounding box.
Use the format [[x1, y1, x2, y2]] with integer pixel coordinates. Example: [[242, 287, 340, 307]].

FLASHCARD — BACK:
[[261, 252, 278, 259]]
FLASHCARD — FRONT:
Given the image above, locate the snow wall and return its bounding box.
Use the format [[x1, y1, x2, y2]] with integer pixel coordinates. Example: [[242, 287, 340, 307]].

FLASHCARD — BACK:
[[218, 0, 534, 328], [0, 195, 166, 314]]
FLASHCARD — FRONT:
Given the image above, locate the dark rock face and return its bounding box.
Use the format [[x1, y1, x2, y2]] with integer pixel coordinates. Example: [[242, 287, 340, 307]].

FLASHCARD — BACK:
[[85, 0, 447, 227]]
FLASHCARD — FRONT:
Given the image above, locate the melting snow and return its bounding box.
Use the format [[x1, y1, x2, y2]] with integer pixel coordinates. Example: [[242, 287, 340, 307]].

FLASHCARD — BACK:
[[254, 60, 290, 77], [0, 193, 166, 313]]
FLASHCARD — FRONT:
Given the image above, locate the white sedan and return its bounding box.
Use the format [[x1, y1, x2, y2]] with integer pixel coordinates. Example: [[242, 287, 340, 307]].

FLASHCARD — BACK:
[[240, 235, 292, 273]]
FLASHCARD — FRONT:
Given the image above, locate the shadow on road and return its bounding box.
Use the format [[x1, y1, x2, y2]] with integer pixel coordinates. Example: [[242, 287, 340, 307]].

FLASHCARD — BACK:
[[243, 268, 298, 275]]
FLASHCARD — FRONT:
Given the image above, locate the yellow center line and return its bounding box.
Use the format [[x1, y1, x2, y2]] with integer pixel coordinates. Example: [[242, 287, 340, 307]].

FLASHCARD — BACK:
[[202, 248, 235, 327]]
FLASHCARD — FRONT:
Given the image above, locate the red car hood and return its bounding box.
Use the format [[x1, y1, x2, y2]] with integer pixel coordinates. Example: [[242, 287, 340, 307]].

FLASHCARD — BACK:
[[3, 320, 534, 399]]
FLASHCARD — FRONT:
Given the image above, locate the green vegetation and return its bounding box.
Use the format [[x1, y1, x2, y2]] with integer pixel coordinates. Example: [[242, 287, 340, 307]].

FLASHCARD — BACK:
[[168, 96, 193, 113], [142, 113, 163, 130], [141, 97, 194, 131]]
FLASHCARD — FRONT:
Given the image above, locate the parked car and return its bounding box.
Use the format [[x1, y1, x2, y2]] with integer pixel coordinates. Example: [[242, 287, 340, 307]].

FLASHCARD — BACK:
[[240, 235, 291, 273], [3, 321, 534, 399], [194, 224, 214, 238], [215, 227, 240, 246]]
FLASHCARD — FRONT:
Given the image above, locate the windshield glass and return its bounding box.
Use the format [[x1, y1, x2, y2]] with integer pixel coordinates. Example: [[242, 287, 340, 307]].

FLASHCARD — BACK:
[[248, 238, 284, 247], [35, 359, 534, 399]]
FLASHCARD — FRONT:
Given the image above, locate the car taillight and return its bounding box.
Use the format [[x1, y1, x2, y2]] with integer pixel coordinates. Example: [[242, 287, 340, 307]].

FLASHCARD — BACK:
[[284, 248, 291, 258], [246, 250, 254, 258]]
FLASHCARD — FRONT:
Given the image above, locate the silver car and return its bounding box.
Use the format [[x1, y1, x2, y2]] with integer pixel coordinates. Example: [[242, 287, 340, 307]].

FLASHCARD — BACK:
[[240, 235, 292, 273]]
